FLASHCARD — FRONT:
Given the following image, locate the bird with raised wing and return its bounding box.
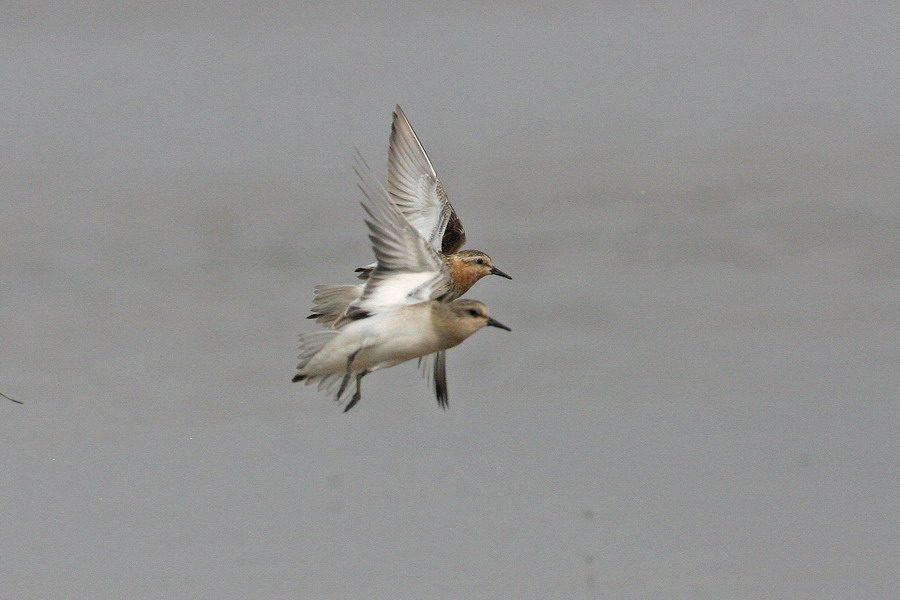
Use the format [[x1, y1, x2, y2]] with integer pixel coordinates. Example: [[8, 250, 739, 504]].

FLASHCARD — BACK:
[[292, 163, 510, 412], [308, 106, 510, 407]]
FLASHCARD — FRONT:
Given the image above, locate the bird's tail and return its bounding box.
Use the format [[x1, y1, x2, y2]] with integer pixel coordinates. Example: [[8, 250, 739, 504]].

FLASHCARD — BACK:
[[306, 284, 363, 326], [291, 329, 369, 410], [292, 330, 341, 382], [353, 263, 375, 280]]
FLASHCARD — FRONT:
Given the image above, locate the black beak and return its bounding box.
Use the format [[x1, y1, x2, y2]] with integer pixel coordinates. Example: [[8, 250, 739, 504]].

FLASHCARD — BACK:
[[490, 266, 512, 280], [486, 317, 511, 331]]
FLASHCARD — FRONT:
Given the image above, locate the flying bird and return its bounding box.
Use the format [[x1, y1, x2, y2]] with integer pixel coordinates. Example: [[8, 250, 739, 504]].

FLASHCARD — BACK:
[[308, 106, 510, 407], [293, 160, 509, 412]]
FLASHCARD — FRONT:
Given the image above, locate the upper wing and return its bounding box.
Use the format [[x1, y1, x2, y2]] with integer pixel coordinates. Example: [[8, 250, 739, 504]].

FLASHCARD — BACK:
[[387, 105, 467, 255], [343, 152, 449, 321]]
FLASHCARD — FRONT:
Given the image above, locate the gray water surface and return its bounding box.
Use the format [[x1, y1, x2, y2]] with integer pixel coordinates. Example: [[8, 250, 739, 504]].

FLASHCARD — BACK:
[[2, 3, 898, 598]]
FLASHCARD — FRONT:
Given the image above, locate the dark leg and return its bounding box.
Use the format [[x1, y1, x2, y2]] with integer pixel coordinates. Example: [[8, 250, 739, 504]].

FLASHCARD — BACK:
[[343, 370, 369, 412], [336, 349, 360, 400]]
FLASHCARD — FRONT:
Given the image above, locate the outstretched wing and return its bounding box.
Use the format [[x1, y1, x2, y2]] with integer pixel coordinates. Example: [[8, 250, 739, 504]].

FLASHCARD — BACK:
[[387, 105, 467, 255], [343, 152, 449, 321]]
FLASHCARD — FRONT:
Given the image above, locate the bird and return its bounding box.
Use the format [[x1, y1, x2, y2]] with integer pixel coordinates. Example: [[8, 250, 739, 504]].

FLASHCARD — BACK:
[[292, 160, 510, 412], [1, 391, 22, 404], [307, 106, 510, 407]]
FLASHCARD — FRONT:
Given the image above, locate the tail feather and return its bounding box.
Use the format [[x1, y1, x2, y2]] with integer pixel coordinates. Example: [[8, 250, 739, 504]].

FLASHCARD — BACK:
[[295, 368, 368, 409], [293, 330, 340, 377], [292, 330, 368, 409], [307, 284, 364, 326], [354, 263, 375, 280]]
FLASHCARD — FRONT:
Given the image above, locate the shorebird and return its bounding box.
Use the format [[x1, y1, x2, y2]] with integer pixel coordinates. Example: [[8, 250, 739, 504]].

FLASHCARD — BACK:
[[293, 160, 509, 412], [308, 106, 510, 407]]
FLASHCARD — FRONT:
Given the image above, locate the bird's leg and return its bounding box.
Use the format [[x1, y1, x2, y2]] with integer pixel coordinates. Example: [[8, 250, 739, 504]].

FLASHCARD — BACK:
[[336, 349, 360, 400], [343, 369, 369, 413]]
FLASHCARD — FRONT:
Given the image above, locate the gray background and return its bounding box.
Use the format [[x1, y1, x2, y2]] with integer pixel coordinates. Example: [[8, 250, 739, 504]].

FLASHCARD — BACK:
[[2, 2, 898, 598]]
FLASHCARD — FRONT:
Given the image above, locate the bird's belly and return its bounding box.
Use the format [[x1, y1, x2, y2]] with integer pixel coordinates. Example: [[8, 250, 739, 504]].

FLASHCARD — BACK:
[[355, 329, 441, 371]]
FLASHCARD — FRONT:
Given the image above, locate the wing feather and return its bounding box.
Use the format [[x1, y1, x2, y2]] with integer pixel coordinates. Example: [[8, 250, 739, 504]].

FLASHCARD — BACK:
[[344, 153, 449, 320], [387, 105, 467, 254]]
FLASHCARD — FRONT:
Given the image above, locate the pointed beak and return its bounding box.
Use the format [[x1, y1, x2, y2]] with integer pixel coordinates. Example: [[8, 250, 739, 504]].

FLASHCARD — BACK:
[[490, 266, 512, 280], [486, 317, 511, 331]]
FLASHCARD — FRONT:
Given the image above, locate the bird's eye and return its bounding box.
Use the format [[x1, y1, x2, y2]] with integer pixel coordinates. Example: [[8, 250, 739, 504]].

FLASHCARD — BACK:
[[476, 258, 484, 265], [468, 309, 479, 317]]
